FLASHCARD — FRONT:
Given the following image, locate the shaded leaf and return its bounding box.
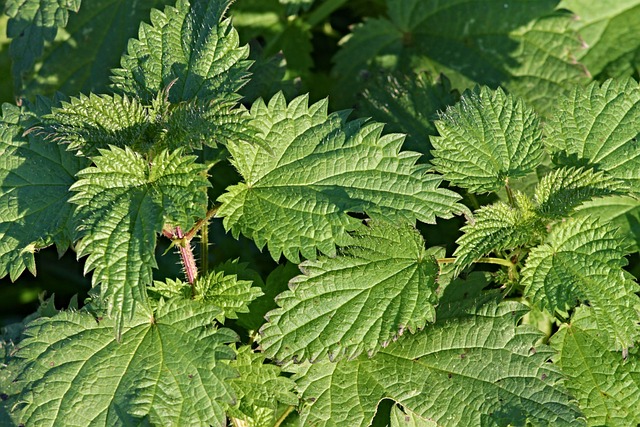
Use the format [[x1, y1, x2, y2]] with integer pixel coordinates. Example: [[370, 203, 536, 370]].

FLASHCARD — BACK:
[[0, 102, 88, 281]]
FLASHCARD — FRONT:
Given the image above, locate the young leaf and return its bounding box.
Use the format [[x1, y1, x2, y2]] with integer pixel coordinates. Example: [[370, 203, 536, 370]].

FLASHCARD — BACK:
[[521, 217, 640, 351], [293, 301, 583, 427], [357, 71, 459, 157], [69, 147, 209, 333], [47, 93, 150, 157], [259, 221, 439, 362], [218, 93, 463, 262], [228, 345, 298, 426], [431, 86, 544, 193], [332, 0, 588, 113], [12, 299, 238, 426], [552, 307, 640, 426], [0, 103, 89, 281], [533, 166, 625, 219], [149, 268, 263, 322], [453, 192, 545, 273], [5, 0, 81, 92], [111, 0, 251, 104], [545, 78, 640, 186], [575, 194, 640, 252]]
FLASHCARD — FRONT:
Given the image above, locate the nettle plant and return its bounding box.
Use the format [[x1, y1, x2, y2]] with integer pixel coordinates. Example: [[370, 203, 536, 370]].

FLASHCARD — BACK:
[[1, 0, 640, 426]]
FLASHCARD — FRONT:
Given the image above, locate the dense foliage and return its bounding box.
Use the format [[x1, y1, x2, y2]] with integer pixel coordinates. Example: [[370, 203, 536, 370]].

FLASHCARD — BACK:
[[1, 0, 640, 426]]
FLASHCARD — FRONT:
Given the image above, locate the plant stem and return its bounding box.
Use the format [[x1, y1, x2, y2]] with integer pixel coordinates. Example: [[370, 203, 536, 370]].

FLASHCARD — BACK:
[[185, 205, 219, 240], [437, 256, 515, 269], [306, 0, 347, 26], [201, 213, 209, 275], [504, 180, 517, 208], [274, 406, 296, 427], [175, 226, 198, 292]]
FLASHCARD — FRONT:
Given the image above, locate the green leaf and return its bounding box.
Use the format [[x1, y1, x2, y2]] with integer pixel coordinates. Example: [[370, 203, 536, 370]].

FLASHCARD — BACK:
[[218, 93, 463, 262], [293, 301, 583, 427], [279, 0, 315, 15], [431, 86, 544, 193], [551, 307, 640, 426], [545, 78, 640, 186], [111, 0, 250, 104], [453, 192, 544, 273], [228, 345, 298, 427], [521, 216, 640, 351], [575, 194, 640, 252], [19, 0, 176, 98], [237, 262, 298, 332], [533, 166, 625, 219], [0, 102, 88, 281], [47, 93, 150, 157], [390, 405, 437, 427], [5, 0, 81, 92], [357, 71, 459, 158], [13, 299, 237, 426], [332, 0, 589, 114], [47, 91, 258, 157], [559, 0, 640, 78], [150, 267, 263, 322], [260, 221, 439, 362], [69, 146, 209, 334]]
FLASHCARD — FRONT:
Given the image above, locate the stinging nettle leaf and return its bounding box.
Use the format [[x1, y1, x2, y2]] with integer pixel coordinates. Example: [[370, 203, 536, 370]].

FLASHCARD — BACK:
[[228, 345, 298, 426], [521, 216, 640, 351], [293, 300, 584, 427], [559, 0, 640, 79], [111, 0, 250, 104], [69, 146, 209, 334], [259, 221, 439, 363], [575, 194, 640, 252], [0, 102, 89, 281], [533, 166, 625, 219], [218, 93, 464, 262], [545, 78, 640, 186], [332, 0, 589, 114], [149, 267, 263, 322], [5, 0, 81, 92], [357, 71, 459, 158], [453, 192, 545, 273], [12, 299, 238, 426], [552, 307, 640, 426], [431, 86, 544, 193]]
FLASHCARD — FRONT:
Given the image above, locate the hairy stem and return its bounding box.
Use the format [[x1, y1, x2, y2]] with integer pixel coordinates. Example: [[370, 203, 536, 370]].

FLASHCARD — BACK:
[[504, 179, 517, 208], [175, 226, 198, 292], [185, 205, 219, 240]]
